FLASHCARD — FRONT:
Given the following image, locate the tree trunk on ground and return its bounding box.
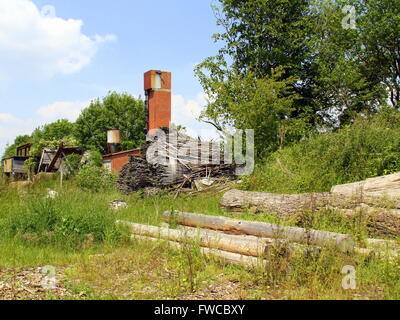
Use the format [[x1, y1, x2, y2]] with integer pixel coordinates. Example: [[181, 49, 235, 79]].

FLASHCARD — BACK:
[[162, 211, 355, 253], [117, 220, 317, 258], [220, 189, 400, 236], [130, 235, 266, 269], [331, 173, 400, 199]]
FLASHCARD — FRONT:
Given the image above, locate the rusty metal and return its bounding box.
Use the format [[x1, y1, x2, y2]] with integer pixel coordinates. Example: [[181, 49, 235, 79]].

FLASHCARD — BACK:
[[107, 130, 121, 144]]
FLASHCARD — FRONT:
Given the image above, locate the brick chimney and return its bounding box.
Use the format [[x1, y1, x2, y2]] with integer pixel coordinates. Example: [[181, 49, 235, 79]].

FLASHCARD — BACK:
[[144, 70, 171, 132]]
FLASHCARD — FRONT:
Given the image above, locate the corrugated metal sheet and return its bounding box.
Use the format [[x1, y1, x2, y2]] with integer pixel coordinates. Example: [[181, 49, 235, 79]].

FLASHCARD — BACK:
[[12, 159, 27, 174]]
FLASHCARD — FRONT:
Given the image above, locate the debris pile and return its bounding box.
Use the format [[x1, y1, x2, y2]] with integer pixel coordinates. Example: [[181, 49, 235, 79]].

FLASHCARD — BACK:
[[117, 128, 237, 194]]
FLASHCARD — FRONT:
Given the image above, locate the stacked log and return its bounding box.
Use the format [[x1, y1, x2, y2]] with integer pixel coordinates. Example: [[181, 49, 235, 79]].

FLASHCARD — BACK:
[[117, 220, 317, 258], [220, 189, 400, 236], [117, 128, 236, 194], [131, 235, 266, 268], [162, 211, 355, 253], [118, 211, 399, 269]]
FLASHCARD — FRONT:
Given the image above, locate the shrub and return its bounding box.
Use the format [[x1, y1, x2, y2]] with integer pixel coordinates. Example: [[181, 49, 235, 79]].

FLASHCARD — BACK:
[[64, 154, 83, 177], [1, 197, 124, 249], [87, 150, 103, 167], [243, 109, 400, 193], [76, 165, 117, 192]]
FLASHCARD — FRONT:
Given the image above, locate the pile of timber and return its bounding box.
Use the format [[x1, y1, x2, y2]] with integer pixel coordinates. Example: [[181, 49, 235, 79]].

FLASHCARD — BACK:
[[220, 179, 400, 237], [117, 211, 399, 269], [117, 128, 236, 194]]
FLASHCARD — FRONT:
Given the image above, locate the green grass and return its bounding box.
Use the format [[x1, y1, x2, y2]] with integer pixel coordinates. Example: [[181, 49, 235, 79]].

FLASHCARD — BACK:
[[0, 179, 400, 300], [242, 109, 400, 193]]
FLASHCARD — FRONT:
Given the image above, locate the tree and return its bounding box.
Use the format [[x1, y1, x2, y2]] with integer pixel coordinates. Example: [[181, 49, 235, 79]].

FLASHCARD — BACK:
[[196, 0, 319, 128], [32, 119, 76, 143], [357, 0, 400, 108], [196, 0, 400, 142], [2, 135, 31, 159], [74, 92, 146, 154], [312, 0, 389, 126], [198, 68, 305, 156]]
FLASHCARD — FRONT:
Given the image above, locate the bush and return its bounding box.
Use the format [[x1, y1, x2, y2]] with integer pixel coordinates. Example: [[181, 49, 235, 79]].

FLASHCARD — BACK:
[[87, 150, 104, 167], [243, 109, 400, 193], [64, 154, 82, 177], [76, 165, 117, 192], [1, 197, 124, 249]]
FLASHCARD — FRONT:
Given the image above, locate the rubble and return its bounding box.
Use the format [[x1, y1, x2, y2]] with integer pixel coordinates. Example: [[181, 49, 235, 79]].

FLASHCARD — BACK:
[[109, 200, 128, 211]]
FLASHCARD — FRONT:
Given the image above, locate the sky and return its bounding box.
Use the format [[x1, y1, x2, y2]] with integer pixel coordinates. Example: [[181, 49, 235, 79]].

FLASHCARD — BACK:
[[0, 0, 223, 156]]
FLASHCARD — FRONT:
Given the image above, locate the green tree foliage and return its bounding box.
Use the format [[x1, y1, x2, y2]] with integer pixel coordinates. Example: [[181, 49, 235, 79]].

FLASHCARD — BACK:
[[32, 119, 76, 142], [358, 0, 400, 108], [75, 92, 146, 154], [2, 135, 31, 159], [29, 119, 78, 159], [196, 0, 400, 153], [199, 68, 306, 156], [312, 0, 392, 125], [195, 0, 318, 138]]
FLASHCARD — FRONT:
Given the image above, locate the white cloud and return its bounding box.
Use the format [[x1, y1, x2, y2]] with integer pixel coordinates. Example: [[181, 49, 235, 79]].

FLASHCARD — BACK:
[[172, 93, 220, 141], [172, 93, 207, 122], [1, 93, 219, 157], [37, 100, 89, 122], [0, 100, 89, 157], [0, 0, 116, 81]]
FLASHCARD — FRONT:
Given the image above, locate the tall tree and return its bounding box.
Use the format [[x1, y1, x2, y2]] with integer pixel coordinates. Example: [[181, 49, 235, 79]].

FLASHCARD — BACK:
[[32, 119, 76, 142], [312, 0, 389, 126], [196, 0, 400, 141], [196, 0, 318, 127], [2, 135, 31, 159], [358, 0, 400, 108], [74, 92, 146, 153]]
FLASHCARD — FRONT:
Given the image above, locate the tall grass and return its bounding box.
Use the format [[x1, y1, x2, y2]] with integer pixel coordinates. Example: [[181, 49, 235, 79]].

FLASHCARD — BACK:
[[243, 109, 400, 193], [0, 186, 126, 251]]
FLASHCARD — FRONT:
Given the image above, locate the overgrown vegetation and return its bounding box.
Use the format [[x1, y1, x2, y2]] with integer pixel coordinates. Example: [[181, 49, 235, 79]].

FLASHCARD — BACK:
[[75, 166, 117, 192], [1, 0, 400, 301], [242, 109, 400, 193], [196, 0, 400, 154], [0, 182, 399, 300]]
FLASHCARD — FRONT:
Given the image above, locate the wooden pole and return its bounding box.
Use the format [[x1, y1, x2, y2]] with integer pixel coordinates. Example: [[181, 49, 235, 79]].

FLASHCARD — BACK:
[[162, 211, 355, 253]]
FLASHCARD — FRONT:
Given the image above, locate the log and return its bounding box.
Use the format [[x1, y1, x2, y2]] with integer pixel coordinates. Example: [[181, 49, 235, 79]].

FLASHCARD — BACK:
[[220, 189, 335, 216], [162, 211, 355, 253], [220, 189, 400, 214], [337, 206, 400, 236], [331, 173, 400, 199], [220, 189, 400, 236], [130, 235, 266, 269], [117, 221, 315, 258]]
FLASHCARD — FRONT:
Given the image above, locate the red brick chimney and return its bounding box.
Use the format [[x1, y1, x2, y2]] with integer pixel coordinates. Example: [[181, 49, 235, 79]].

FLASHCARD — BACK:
[[144, 70, 171, 132]]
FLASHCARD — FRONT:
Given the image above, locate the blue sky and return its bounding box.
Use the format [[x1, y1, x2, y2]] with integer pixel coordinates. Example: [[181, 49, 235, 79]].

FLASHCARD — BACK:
[[0, 0, 223, 156]]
